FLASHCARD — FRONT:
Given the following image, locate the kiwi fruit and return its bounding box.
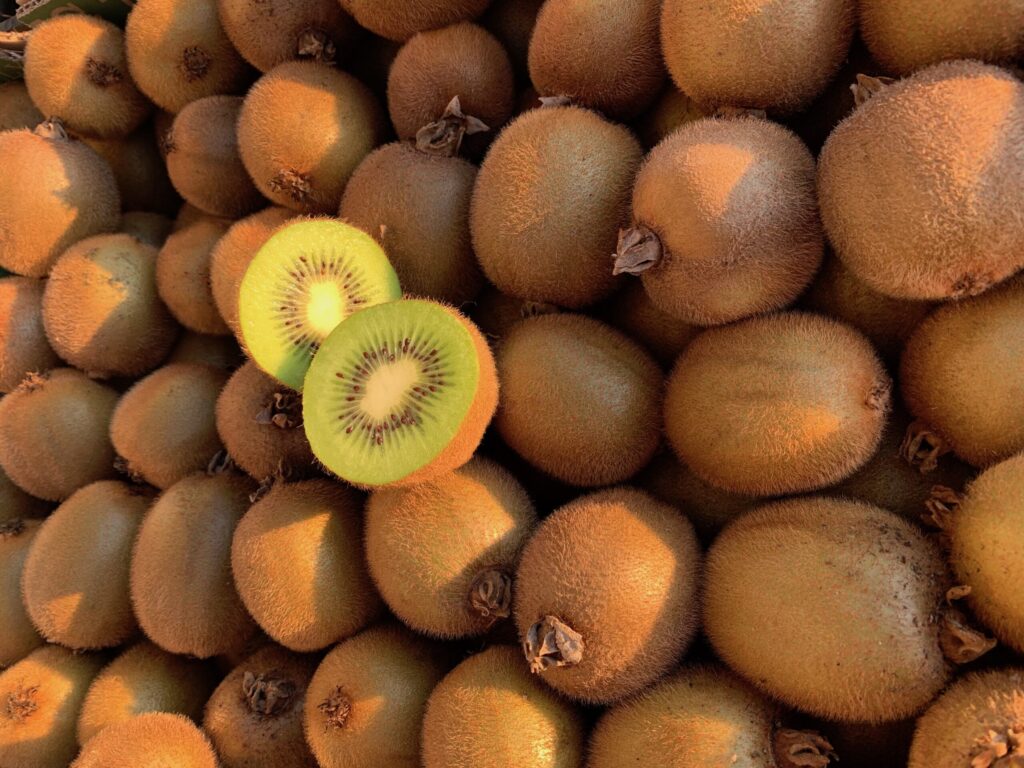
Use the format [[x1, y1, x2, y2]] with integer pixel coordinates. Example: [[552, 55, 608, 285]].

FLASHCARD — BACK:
[[237, 61, 386, 213], [231, 479, 381, 651], [78, 641, 217, 745], [204, 644, 318, 768], [481, 0, 543, 78], [0, 471, 49, 525], [0, 276, 60, 394], [85, 126, 182, 216], [173, 202, 219, 232], [495, 314, 661, 487], [0, 81, 43, 132], [340, 142, 484, 304], [303, 298, 498, 487], [24, 15, 151, 138], [704, 497, 959, 722], [217, 0, 358, 73], [71, 712, 218, 768], [42, 233, 180, 379], [110, 363, 229, 489], [303, 624, 448, 768], [0, 369, 119, 502], [216, 362, 316, 482], [614, 117, 823, 326], [157, 213, 232, 335], [130, 470, 258, 658], [0, 519, 43, 668], [238, 218, 402, 390], [636, 85, 707, 149], [168, 331, 244, 370], [421, 645, 584, 768], [528, 0, 664, 120], [120, 211, 174, 247], [818, 61, 1024, 301], [900, 276, 1024, 469], [469, 286, 558, 342], [0, 123, 120, 278], [597, 281, 696, 368], [339, 0, 492, 42], [664, 312, 891, 496], [365, 456, 537, 638], [470, 105, 642, 308], [661, 0, 856, 113], [124, 0, 252, 114], [0, 644, 106, 768]]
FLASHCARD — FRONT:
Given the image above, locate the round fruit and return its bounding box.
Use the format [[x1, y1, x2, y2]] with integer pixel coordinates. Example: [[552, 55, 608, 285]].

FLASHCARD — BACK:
[[339, 0, 491, 41], [157, 214, 233, 335], [0, 276, 60, 394], [469, 286, 559, 342], [120, 211, 174, 246], [597, 281, 696, 368], [636, 85, 707, 148], [0, 519, 43, 668], [0, 81, 43, 132], [167, 331, 244, 370], [481, 0, 542, 77], [0, 471, 49, 524], [85, 126, 182, 216], [71, 712, 218, 768]]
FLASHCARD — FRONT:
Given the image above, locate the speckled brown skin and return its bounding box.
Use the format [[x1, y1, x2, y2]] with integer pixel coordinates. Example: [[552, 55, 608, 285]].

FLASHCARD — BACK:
[[661, 0, 855, 113], [705, 497, 951, 723], [85, 127, 181, 216], [626, 117, 823, 326], [665, 312, 890, 496], [514, 488, 702, 704], [0, 277, 60, 394], [24, 16, 151, 138], [860, 0, 1024, 75], [237, 61, 386, 214], [125, 0, 251, 114], [340, 0, 492, 41], [121, 212, 174, 247], [470, 106, 642, 308], [598, 278, 697, 369], [901, 278, 1024, 469], [0, 520, 43, 668], [0, 81, 43, 132], [157, 214, 232, 335], [481, 0, 543, 78], [72, 712, 218, 768], [496, 314, 662, 487], [168, 332, 244, 370], [819, 61, 1024, 301], [422, 645, 584, 768], [204, 644, 318, 768], [43, 234, 179, 379]]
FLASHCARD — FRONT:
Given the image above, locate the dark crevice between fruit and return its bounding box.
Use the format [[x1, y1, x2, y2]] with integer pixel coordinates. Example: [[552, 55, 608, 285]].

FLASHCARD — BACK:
[[613, 226, 662, 276], [415, 96, 489, 158], [207, 449, 235, 476], [538, 95, 572, 108], [296, 28, 336, 63], [939, 604, 996, 665], [520, 301, 560, 319], [255, 391, 303, 430], [469, 569, 512, 622], [86, 58, 123, 87], [971, 726, 1024, 768], [0, 518, 25, 539], [318, 687, 352, 729], [524, 615, 584, 674], [113, 456, 146, 484], [270, 169, 317, 207], [901, 422, 952, 474], [242, 670, 297, 718], [4, 686, 39, 722], [181, 46, 212, 82], [773, 728, 837, 768], [850, 74, 895, 107], [713, 105, 768, 120]]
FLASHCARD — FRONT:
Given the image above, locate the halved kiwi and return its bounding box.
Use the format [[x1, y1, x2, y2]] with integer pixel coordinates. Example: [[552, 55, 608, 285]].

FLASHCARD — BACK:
[[71, 712, 218, 768], [239, 218, 402, 390], [303, 298, 498, 487]]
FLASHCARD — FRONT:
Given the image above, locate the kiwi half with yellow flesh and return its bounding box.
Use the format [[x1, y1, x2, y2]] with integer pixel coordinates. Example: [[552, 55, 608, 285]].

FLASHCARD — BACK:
[[0, 519, 44, 668], [303, 298, 498, 488], [0, 81, 43, 132], [239, 218, 402, 391], [71, 712, 218, 768], [0, 276, 60, 394]]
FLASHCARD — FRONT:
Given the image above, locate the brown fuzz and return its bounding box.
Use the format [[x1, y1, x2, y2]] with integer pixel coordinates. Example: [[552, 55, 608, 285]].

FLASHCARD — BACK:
[[415, 96, 490, 157], [940, 607, 997, 665], [524, 616, 585, 674], [774, 729, 838, 768], [612, 226, 662, 276], [469, 569, 512, 621], [850, 74, 895, 106], [242, 671, 297, 717], [901, 421, 953, 473], [318, 687, 352, 729]]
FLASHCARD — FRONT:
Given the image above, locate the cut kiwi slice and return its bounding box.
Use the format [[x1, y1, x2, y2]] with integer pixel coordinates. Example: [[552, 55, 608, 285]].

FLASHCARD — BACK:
[[303, 299, 498, 487], [239, 218, 402, 390]]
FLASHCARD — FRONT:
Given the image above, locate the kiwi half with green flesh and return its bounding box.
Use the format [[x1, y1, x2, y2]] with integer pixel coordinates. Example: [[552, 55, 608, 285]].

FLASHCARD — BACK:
[[0, 81, 43, 132], [818, 61, 1024, 301], [421, 645, 584, 768], [597, 281, 697, 368], [121, 212, 174, 247], [24, 15, 151, 138], [0, 369, 119, 502], [42, 233, 180, 379], [167, 331, 244, 370], [303, 624, 448, 768], [0, 276, 60, 394], [637, 85, 708, 149], [71, 712, 218, 768], [157, 214, 233, 335], [237, 61, 386, 214], [470, 105, 641, 308], [0, 122, 120, 278], [0, 519, 43, 668], [481, 0, 543, 79], [130, 471, 258, 658], [303, 298, 498, 488], [614, 116, 823, 326], [239, 218, 402, 391], [340, 0, 492, 42], [110, 363, 228, 489], [85, 126, 182, 216], [204, 644, 318, 768], [78, 641, 217, 745], [365, 456, 537, 639]]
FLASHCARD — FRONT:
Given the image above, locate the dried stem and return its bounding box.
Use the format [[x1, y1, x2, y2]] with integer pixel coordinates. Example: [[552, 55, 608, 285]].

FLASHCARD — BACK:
[[242, 671, 297, 717], [469, 569, 512, 622], [612, 226, 662, 276], [415, 96, 489, 158], [297, 28, 336, 62], [774, 728, 837, 768], [523, 616, 584, 674], [850, 74, 895, 106], [318, 687, 352, 729], [901, 421, 951, 473]]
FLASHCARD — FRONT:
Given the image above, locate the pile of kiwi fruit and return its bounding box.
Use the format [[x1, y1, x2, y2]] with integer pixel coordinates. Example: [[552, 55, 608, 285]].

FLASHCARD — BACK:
[[0, 0, 1021, 765]]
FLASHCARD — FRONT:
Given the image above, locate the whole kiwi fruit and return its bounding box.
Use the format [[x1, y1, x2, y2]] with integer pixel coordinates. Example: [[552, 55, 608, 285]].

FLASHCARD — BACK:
[[339, 0, 492, 42], [481, 0, 543, 78], [597, 281, 696, 368], [636, 85, 707, 149], [121, 211, 174, 247], [0, 81, 43, 132], [0, 519, 43, 668], [167, 331, 243, 370], [85, 125, 182, 216], [0, 276, 60, 394], [71, 712, 218, 768], [0, 471, 49, 524], [157, 214, 233, 335]]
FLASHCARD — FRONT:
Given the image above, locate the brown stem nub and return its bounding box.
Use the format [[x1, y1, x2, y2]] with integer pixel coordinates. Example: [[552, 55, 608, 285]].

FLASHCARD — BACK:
[[269, 169, 316, 207], [32, 119, 67, 141], [249, 476, 276, 504], [181, 46, 212, 82], [923, 486, 964, 531], [0, 519, 25, 539], [866, 377, 893, 412], [951, 272, 993, 299], [207, 449, 235, 476], [900, 421, 951, 474], [850, 74, 895, 107], [713, 105, 768, 120], [242, 671, 297, 717], [940, 607, 997, 665], [971, 727, 1024, 768], [613, 226, 662, 276], [414, 96, 489, 158], [297, 28, 336, 63], [255, 391, 302, 430], [86, 58, 123, 87], [773, 729, 838, 768], [4, 686, 39, 722], [318, 687, 352, 729], [524, 616, 584, 674], [469, 569, 512, 621]]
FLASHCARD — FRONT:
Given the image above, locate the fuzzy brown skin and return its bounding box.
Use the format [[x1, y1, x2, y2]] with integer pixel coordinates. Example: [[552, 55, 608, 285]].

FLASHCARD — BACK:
[[529, 0, 664, 120], [0, 129, 120, 278], [0, 369, 119, 502], [340, 0, 492, 41], [304, 625, 447, 768], [237, 61, 386, 214], [705, 497, 951, 723], [514, 487, 702, 704], [496, 314, 662, 487], [85, 127, 182, 216], [819, 61, 1024, 301], [665, 312, 890, 496], [125, 0, 252, 114], [901, 277, 1024, 468], [130, 472, 257, 658], [0, 81, 43, 132], [167, 331, 243, 370], [157, 214, 232, 335], [204, 645, 318, 768], [120, 212, 173, 247], [481, 0, 543, 78], [42, 234, 180, 379], [860, 0, 1024, 75], [24, 16, 151, 138], [0, 472, 49, 525], [0, 277, 60, 394], [340, 143, 484, 305], [422, 645, 584, 768], [469, 285, 558, 343], [71, 712, 218, 768], [470, 106, 641, 308], [0, 520, 43, 668], [661, 0, 855, 113], [637, 86, 707, 149], [598, 281, 697, 368], [625, 117, 823, 326], [110, 363, 228, 489]]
